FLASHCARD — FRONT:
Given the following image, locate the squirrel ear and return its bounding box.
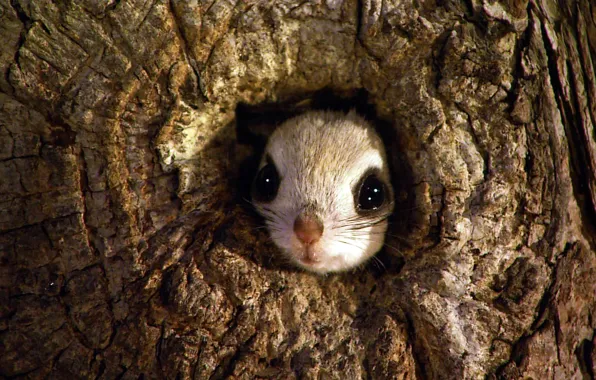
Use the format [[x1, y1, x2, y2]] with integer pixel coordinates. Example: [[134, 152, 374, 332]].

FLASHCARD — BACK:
[[345, 108, 369, 125]]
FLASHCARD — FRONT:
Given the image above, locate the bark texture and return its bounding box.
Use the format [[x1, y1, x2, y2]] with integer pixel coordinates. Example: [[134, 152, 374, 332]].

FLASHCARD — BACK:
[[0, 0, 595, 378]]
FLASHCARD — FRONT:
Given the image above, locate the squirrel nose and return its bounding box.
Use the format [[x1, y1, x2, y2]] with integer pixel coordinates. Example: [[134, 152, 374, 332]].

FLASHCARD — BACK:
[[293, 214, 324, 245]]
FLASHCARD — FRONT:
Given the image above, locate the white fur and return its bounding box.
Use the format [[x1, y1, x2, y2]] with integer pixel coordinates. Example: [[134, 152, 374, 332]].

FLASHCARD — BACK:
[[253, 110, 394, 273]]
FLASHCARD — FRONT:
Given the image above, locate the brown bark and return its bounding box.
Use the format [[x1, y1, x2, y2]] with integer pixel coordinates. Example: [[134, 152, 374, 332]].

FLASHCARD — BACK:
[[0, 0, 594, 378]]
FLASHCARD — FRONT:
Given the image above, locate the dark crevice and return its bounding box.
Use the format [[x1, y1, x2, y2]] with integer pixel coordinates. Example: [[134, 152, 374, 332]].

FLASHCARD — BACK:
[[155, 322, 166, 376], [505, 2, 535, 117], [190, 332, 205, 380], [403, 310, 429, 380], [424, 123, 443, 145], [6, 0, 33, 95], [533, 242, 575, 331], [93, 357, 106, 380], [575, 336, 595, 380], [166, 0, 206, 106], [49, 344, 71, 374], [461, 0, 489, 34], [430, 29, 453, 93], [565, 56, 596, 226], [494, 243, 576, 377], [493, 323, 535, 376], [0, 364, 41, 378], [462, 0, 475, 20], [105, 0, 122, 13], [541, 14, 596, 233], [573, 10, 596, 140], [553, 300, 563, 364], [9, 0, 32, 29], [114, 365, 128, 380], [355, 0, 363, 40], [210, 332, 257, 380], [431, 185, 446, 241], [159, 269, 175, 307]]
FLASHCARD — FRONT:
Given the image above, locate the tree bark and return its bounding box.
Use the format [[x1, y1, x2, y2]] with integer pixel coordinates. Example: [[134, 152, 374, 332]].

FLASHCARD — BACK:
[[0, 0, 594, 378]]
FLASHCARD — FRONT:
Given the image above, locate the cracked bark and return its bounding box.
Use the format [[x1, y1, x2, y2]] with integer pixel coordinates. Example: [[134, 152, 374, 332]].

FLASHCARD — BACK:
[[0, 0, 595, 378]]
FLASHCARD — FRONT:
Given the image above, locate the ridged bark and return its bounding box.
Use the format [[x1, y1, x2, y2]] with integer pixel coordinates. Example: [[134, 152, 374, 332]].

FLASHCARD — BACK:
[[0, 0, 594, 378]]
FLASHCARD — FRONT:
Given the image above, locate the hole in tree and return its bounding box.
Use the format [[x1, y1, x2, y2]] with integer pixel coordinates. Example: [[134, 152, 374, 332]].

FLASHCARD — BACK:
[[234, 88, 418, 274]]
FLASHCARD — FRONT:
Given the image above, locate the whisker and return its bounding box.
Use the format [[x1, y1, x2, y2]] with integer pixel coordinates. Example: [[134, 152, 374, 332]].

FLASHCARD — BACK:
[[337, 235, 404, 255], [333, 238, 395, 272], [244, 198, 293, 227], [338, 230, 390, 236], [335, 212, 393, 225], [372, 256, 386, 271], [348, 209, 393, 220], [333, 217, 390, 231], [339, 232, 412, 245], [259, 206, 284, 220], [335, 238, 365, 247]]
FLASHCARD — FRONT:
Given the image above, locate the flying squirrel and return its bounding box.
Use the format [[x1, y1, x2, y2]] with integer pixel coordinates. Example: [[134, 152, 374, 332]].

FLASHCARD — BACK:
[[251, 110, 394, 274]]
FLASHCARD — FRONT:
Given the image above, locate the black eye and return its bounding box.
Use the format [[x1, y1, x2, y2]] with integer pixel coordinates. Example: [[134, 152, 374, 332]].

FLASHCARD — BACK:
[[357, 175, 386, 211], [253, 161, 280, 202]]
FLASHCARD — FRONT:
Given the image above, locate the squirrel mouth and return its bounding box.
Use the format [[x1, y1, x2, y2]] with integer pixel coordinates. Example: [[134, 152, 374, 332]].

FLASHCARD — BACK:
[[299, 257, 320, 265], [298, 247, 322, 266]]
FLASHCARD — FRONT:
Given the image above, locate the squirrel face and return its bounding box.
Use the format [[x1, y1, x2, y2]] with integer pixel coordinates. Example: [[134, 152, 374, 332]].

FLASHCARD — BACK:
[[252, 110, 394, 273]]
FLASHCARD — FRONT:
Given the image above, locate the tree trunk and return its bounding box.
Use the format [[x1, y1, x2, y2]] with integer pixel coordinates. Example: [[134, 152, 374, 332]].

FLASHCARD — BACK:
[[0, 0, 594, 378]]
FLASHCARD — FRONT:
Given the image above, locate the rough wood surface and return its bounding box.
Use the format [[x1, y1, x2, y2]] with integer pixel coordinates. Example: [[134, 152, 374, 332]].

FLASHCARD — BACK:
[[0, 0, 594, 378]]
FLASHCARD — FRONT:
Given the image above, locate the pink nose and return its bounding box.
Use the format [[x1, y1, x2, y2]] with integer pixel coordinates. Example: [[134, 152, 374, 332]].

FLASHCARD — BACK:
[[293, 215, 323, 245]]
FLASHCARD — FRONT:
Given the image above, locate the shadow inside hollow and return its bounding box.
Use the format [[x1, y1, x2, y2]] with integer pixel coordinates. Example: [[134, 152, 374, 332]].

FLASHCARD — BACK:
[[235, 88, 417, 276]]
